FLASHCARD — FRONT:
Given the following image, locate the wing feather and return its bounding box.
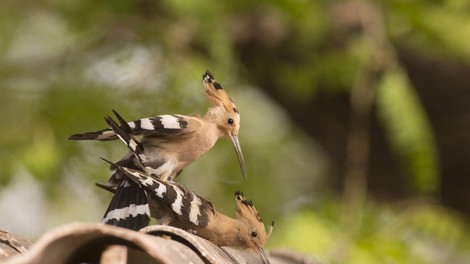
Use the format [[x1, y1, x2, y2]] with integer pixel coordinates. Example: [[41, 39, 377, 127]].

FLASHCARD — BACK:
[[68, 112, 201, 141], [119, 166, 213, 228]]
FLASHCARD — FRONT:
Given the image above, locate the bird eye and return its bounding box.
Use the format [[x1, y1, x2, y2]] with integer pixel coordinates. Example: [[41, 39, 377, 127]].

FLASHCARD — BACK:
[[251, 231, 258, 238], [227, 118, 234, 125]]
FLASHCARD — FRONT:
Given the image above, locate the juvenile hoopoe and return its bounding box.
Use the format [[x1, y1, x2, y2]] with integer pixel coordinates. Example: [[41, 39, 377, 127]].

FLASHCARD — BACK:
[[69, 71, 246, 229], [114, 164, 272, 264]]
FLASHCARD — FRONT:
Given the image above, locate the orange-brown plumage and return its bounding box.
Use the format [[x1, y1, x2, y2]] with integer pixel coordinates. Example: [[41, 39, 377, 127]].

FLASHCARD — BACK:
[[69, 70, 246, 182]]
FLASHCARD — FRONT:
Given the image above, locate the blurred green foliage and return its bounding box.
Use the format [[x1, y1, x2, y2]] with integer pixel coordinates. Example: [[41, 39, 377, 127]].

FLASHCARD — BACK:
[[270, 202, 470, 263], [377, 68, 438, 194], [0, 0, 469, 263]]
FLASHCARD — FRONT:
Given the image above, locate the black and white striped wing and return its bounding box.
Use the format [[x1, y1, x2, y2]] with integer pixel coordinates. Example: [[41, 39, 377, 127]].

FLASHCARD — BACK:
[[69, 111, 200, 141], [119, 166, 213, 228], [101, 179, 150, 231]]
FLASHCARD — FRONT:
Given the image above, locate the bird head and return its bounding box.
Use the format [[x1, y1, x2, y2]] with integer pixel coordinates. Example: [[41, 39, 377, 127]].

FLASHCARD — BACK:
[[202, 70, 246, 180], [234, 191, 273, 264]]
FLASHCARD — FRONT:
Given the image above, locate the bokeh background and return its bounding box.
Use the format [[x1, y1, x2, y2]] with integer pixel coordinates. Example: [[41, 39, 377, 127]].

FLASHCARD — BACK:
[[1, 0, 470, 263]]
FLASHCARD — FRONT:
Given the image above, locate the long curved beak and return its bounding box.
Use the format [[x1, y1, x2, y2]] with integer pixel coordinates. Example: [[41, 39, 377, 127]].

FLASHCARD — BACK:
[[229, 134, 247, 181], [254, 243, 270, 264]]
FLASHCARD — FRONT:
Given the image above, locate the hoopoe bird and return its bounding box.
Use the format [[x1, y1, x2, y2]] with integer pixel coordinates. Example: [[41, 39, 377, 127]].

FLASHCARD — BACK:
[[69, 71, 246, 230], [113, 164, 272, 264]]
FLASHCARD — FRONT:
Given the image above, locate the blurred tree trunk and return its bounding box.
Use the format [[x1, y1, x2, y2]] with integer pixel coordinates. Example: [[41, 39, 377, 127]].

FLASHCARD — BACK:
[[398, 45, 470, 214]]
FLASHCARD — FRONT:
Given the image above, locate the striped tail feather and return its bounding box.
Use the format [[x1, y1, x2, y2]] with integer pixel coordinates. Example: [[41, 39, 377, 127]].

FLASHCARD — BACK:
[[68, 110, 130, 142], [68, 128, 117, 141], [101, 179, 151, 231]]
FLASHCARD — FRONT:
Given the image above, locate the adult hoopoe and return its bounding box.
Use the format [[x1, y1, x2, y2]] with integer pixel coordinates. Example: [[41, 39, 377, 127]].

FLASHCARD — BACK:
[[69, 70, 245, 182], [114, 164, 272, 264], [69, 71, 246, 229]]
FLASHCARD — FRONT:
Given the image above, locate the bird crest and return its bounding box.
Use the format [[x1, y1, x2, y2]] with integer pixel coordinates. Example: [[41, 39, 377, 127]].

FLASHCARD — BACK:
[[235, 191, 262, 223], [234, 191, 273, 246], [202, 70, 239, 116], [234, 191, 273, 264]]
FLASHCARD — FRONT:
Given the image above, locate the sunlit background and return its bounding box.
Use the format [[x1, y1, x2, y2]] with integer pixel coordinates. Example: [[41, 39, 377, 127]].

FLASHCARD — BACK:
[[1, 0, 470, 263]]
